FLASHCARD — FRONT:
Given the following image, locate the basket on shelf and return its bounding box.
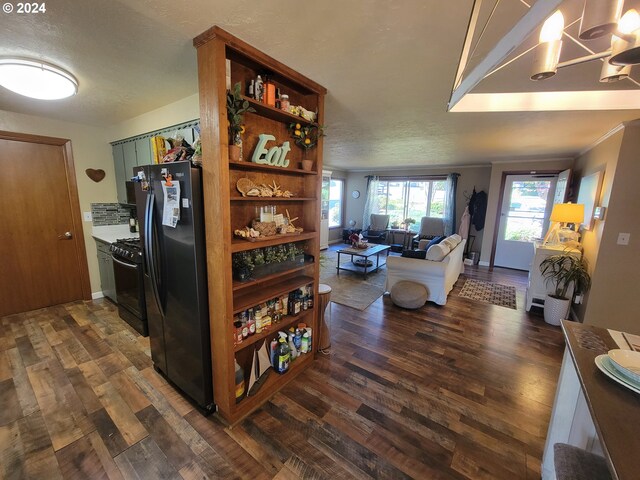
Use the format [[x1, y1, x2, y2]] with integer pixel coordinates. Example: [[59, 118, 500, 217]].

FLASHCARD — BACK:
[[251, 221, 277, 237]]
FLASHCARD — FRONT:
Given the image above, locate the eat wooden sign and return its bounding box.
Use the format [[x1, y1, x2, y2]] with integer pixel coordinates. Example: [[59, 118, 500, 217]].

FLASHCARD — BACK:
[[251, 134, 291, 168]]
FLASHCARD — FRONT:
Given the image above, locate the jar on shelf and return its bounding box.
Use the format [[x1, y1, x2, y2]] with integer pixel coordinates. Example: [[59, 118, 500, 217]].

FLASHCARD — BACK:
[[280, 94, 290, 111]]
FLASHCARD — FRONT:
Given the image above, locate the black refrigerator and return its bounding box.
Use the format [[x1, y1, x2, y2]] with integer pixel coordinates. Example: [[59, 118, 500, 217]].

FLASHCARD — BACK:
[[135, 161, 214, 413]]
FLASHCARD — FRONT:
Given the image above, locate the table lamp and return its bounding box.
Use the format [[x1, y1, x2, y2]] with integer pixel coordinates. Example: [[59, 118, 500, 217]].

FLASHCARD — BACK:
[[543, 203, 585, 245]]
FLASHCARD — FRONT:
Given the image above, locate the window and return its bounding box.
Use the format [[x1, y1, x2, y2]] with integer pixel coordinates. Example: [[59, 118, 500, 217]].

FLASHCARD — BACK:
[[328, 179, 344, 228], [376, 179, 446, 232]]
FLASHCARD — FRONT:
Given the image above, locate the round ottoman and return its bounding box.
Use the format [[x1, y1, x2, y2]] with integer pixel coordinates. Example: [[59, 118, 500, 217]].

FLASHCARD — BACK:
[[390, 281, 428, 309]]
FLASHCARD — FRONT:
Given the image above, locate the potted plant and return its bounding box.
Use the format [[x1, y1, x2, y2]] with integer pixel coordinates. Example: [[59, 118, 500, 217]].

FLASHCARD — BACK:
[[227, 82, 255, 161], [288, 122, 325, 170], [403, 218, 416, 231], [232, 252, 254, 282], [540, 252, 591, 326]]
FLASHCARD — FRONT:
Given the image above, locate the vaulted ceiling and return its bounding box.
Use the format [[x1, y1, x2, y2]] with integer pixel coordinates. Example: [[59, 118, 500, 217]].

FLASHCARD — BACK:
[[0, 0, 639, 169]]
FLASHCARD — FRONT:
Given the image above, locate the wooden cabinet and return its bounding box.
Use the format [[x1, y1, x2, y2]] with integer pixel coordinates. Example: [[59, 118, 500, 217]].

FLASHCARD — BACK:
[[526, 242, 580, 311], [111, 122, 200, 203], [96, 240, 116, 303], [194, 26, 326, 425]]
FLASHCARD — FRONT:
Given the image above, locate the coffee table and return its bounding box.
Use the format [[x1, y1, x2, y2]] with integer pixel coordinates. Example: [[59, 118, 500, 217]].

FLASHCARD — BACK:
[[336, 244, 391, 279]]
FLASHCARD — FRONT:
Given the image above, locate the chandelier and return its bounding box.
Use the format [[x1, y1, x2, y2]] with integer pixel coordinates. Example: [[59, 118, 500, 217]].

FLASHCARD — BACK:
[[532, 1, 640, 82]]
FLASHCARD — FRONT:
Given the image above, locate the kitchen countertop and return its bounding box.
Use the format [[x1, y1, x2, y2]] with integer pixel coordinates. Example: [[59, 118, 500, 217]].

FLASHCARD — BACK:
[[561, 320, 640, 480], [92, 224, 139, 244]]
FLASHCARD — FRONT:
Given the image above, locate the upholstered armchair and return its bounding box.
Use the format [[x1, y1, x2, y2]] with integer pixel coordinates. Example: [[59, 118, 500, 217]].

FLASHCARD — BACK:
[[412, 217, 445, 248], [362, 214, 390, 244]]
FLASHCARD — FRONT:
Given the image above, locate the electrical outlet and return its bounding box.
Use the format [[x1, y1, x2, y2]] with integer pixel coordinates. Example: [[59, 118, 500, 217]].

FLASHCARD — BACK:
[[83, 211, 92, 222], [617, 233, 630, 245]]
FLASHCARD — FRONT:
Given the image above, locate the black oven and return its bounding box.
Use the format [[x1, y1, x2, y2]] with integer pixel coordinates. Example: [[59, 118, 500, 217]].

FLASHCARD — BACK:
[[111, 239, 148, 336]]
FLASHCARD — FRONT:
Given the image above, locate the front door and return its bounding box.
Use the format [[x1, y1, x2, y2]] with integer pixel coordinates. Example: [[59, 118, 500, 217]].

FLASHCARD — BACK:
[[0, 133, 90, 317], [494, 174, 557, 270]]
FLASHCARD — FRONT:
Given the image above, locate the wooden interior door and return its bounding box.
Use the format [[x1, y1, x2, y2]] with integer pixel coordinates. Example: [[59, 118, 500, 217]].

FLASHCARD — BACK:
[[0, 132, 90, 317]]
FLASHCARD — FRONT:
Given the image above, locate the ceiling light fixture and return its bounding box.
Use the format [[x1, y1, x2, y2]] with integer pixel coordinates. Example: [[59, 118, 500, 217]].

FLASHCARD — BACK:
[[0, 58, 78, 100], [531, 4, 640, 83], [579, 0, 624, 40]]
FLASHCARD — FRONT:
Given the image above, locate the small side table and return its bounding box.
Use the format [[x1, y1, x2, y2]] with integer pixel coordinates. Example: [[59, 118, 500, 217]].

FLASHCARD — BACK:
[[317, 284, 332, 352], [386, 229, 412, 252]]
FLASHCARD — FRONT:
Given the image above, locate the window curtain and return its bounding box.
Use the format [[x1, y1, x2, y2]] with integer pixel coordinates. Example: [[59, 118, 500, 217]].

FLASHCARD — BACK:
[[362, 175, 380, 230], [443, 173, 460, 236]]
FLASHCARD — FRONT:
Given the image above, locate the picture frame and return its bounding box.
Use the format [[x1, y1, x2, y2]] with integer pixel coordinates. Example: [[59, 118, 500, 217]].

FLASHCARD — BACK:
[[576, 170, 604, 231]]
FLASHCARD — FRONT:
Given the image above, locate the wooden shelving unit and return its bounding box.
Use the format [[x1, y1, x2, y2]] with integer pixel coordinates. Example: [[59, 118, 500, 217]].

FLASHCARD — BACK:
[[231, 232, 317, 253], [229, 160, 318, 175], [194, 26, 326, 425], [233, 308, 314, 353], [230, 197, 316, 202], [232, 261, 313, 292]]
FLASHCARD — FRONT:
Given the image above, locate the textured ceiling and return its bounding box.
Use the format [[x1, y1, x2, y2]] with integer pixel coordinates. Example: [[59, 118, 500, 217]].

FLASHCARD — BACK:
[[0, 0, 639, 169]]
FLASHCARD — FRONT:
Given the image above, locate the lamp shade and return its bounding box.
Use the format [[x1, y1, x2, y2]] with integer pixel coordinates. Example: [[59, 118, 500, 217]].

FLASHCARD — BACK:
[[531, 11, 564, 81], [579, 0, 624, 40], [550, 203, 584, 224]]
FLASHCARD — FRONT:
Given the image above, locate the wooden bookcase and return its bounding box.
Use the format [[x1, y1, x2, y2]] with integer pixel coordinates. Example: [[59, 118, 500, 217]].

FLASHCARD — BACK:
[[193, 26, 326, 425]]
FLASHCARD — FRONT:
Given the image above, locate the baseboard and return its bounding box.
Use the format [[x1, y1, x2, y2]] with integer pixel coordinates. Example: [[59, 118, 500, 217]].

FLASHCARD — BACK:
[[479, 261, 490, 267], [328, 239, 342, 245], [92, 291, 105, 300]]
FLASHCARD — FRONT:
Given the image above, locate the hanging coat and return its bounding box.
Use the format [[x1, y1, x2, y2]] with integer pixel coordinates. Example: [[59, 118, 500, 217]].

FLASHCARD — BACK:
[[458, 206, 471, 240], [469, 189, 488, 231]]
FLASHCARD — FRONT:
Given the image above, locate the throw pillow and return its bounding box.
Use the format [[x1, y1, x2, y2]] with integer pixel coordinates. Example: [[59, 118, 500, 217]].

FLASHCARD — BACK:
[[450, 233, 462, 244], [426, 236, 445, 249], [426, 242, 450, 261], [442, 237, 456, 249], [401, 249, 427, 259]]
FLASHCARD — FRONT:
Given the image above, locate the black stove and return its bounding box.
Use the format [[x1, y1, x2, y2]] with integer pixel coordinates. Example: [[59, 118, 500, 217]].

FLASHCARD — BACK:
[[110, 237, 142, 264], [110, 237, 147, 336]]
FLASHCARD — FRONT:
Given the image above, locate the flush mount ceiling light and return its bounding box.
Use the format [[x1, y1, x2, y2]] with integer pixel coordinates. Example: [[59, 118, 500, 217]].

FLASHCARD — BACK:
[[531, 5, 640, 82], [0, 58, 78, 100]]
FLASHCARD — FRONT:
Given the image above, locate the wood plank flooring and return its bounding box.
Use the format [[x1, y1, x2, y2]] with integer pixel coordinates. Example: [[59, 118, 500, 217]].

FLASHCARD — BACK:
[[0, 266, 564, 479]]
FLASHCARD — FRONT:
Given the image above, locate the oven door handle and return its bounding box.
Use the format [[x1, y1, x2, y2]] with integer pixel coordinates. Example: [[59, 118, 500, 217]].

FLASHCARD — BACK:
[[111, 255, 138, 269], [145, 192, 164, 317]]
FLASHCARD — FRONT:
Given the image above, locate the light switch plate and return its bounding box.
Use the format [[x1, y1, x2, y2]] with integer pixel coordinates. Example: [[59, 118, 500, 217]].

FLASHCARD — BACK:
[[617, 233, 630, 245], [83, 212, 92, 222]]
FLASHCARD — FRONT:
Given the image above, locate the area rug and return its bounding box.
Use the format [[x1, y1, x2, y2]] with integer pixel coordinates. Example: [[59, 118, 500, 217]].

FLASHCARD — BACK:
[[458, 279, 517, 310], [319, 249, 386, 311]]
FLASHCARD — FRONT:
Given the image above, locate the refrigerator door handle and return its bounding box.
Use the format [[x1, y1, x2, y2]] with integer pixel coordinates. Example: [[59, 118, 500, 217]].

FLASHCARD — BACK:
[[145, 192, 164, 317]]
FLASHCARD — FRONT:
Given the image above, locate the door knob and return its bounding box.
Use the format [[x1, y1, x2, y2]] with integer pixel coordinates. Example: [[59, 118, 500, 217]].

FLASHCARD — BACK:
[[58, 231, 73, 239]]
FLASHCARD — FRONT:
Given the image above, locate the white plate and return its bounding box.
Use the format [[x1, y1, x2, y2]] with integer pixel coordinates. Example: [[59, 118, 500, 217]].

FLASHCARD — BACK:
[[594, 355, 640, 395], [608, 349, 640, 384]]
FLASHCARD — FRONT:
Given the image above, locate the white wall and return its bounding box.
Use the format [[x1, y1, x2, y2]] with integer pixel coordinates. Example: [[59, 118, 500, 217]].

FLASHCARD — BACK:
[[0, 93, 200, 297], [576, 124, 640, 334], [0, 109, 116, 294], [107, 93, 199, 142]]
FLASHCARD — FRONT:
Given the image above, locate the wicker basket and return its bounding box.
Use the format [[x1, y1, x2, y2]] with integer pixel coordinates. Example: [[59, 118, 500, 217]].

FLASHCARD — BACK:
[[251, 221, 277, 237]]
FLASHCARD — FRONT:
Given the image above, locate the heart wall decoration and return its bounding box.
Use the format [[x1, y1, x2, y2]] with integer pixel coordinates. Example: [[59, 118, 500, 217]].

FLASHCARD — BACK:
[[85, 168, 106, 183]]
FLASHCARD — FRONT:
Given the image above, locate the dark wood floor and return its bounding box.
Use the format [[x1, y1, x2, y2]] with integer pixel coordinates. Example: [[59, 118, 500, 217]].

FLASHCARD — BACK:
[[0, 266, 564, 479]]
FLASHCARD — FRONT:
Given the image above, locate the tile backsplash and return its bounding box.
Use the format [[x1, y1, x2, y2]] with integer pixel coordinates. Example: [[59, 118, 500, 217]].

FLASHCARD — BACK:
[[91, 203, 133, 226]]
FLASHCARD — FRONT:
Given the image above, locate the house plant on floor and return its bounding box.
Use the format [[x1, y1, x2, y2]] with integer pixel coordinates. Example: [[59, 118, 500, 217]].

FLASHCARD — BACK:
[[540, 251, 591, 326]]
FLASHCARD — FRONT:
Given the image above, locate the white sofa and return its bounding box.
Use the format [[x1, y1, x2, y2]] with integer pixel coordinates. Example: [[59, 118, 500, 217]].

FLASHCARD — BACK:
[[385, 236, 466, 306]]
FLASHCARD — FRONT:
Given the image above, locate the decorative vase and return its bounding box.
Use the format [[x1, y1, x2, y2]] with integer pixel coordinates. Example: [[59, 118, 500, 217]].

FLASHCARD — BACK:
[[301, 159, 313, 171], [543, 295, 570, 326], [229, 132, 243, 161], [229, 144, 241, 162]]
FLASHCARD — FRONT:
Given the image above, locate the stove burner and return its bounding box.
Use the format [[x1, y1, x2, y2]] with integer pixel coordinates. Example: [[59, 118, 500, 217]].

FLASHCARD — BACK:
[[110, 237, 142, 263]]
